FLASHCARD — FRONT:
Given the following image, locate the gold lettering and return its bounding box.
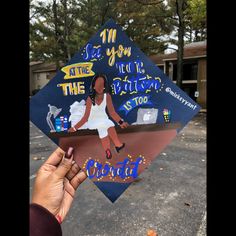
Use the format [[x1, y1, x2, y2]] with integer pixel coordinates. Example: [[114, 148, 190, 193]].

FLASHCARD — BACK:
[[61, 62, 94, 79], [57, 83, 69, 96], [100, 29, 106, 44], [106, 45, 132, 66], [106, 47, 116, 66], [77, 82, 85, 94], [123, 47, 131, 56], [117, 45, 124, 58], [100, 28, 117, 44], [108, 28, 113, 43], [69, 83, 78, 95], [57, 82, 85, 96], [112, 29, 117, 42]]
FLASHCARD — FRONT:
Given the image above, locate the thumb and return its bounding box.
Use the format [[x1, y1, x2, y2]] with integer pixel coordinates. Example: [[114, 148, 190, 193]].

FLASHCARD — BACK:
[[54, 147, 74, 178]]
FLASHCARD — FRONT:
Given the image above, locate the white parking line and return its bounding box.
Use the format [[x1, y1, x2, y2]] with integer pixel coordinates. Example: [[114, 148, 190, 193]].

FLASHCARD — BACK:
[[197, 211, 206, 236], [31, 135, 44, 139], [30, 174, 37, 180]]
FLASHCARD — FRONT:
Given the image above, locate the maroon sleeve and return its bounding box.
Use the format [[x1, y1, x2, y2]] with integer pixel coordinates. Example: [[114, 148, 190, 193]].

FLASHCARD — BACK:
[[30, 203, 62, 236]]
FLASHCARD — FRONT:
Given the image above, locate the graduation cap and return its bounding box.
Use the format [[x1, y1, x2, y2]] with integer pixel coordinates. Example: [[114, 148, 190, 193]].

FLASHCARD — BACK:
[[30, 19, 201, 202]]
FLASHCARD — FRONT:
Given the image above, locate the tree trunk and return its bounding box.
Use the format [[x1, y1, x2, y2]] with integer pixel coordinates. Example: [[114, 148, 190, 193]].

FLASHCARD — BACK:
[[200, 27, 205, 41], [189, 26, 192, 43], [53, 0, 60, 70], [101, 0, 110, 26], [62, 0, 71, 61], [195, 29, 199, 41], [176, 0, 185, 88]]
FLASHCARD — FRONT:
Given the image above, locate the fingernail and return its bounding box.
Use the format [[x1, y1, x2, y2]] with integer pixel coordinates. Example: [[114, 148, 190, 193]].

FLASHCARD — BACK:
[[65, 147, 74, 159]]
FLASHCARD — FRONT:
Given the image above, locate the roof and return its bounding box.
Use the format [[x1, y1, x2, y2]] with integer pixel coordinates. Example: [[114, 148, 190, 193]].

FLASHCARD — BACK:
[[30, 61, 43, 66], [33, 64, 58, 73], [33, 68, 57, 73], [184, 40, 206, 48], [150, 41, 207, 64], [30, 61, 65, 73], [149, 54, 166, 65]]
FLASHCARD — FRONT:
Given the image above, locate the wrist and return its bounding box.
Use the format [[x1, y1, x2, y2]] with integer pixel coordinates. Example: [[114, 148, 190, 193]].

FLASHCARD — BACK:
[[31, 200, 56, 216], [72, 127, 77, 131], [118, 119, 124, 125]]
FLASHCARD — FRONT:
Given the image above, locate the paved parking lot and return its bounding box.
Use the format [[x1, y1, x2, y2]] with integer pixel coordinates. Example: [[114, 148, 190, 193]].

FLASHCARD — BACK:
[[30, 113, 206, 236]]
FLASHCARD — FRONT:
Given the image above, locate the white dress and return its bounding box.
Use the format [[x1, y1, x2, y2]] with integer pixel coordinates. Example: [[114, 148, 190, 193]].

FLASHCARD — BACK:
[[87, 93, 115, 139]]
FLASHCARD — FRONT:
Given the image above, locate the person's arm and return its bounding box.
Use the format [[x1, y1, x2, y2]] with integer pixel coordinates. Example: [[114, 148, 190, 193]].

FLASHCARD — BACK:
[[68, 97, 92, 132], [30, 147, 87, 235], [106, 93, 128, 128], [30, 203, 62, 236]]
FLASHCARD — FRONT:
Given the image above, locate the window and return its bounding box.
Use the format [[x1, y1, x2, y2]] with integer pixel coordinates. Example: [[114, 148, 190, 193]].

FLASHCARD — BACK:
[[46, 73, 50, 80], [158, 65, 164, 72], [172, 61, 198, 82]]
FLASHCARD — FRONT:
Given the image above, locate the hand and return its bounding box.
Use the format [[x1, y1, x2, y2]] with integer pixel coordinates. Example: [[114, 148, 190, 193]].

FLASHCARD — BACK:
[[31, 147, 87, 223], [120, 121, 128, 129], [68, 127, 76, 133]]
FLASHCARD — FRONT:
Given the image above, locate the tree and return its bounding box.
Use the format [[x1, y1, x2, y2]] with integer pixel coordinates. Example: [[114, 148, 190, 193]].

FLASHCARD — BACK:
[[30, 0, 116, 64], [30, 0, 83, 66], [73, 0, 116, 44], [30, 0, 206, 76], [165, 0, 188, 88], [166, 0, 206, 88], [185, 0, 206, 42], [175, 0, 187, 88], [113, 0, 174, 55], [30, 0, 64, 65]]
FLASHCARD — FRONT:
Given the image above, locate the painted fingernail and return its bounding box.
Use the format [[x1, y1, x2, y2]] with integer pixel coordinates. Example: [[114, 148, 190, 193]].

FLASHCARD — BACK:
[[65, 147, 74, 159]]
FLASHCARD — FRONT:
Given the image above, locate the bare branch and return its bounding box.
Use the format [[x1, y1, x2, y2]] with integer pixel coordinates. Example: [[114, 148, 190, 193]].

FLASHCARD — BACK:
[[166, 46, 178, 51], [101, 0, 111, 25], [30, 7, 44, 20], [135, 0, 165, 5], [175, 0, 180, 20]]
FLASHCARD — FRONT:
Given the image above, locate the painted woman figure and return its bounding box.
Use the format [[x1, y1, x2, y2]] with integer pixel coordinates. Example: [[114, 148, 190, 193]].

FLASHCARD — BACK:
[[68, 74, 128, 159]]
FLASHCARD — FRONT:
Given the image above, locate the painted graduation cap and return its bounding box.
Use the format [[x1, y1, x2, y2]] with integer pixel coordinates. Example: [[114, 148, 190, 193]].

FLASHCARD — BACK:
[[30, 19, 201, 202]]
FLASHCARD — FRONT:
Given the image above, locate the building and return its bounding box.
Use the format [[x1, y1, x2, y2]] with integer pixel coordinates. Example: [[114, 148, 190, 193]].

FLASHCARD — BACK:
[[29, 61, 64, 95], [150, 41, 207, 109]]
